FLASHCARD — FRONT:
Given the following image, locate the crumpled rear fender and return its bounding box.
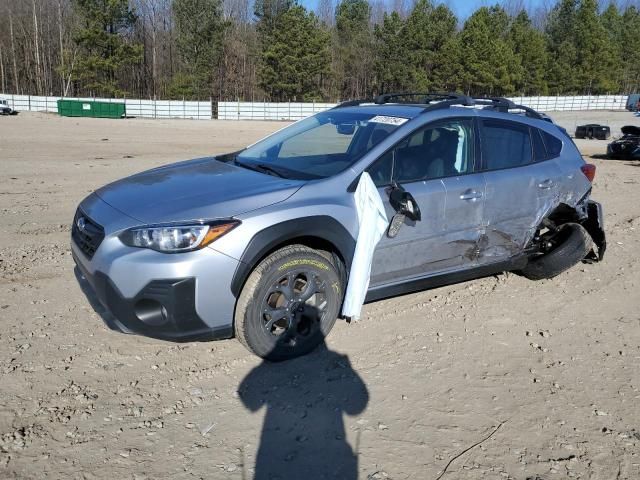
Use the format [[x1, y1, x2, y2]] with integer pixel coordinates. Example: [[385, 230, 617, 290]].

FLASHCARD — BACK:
[[581, 200, 606, 261], [539, 198, 606, 262]]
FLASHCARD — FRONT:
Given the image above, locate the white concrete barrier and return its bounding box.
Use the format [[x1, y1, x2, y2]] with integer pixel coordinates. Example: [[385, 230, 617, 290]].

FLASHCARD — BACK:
[[1, 94, 630, 120], [0, 94, 212, 120]]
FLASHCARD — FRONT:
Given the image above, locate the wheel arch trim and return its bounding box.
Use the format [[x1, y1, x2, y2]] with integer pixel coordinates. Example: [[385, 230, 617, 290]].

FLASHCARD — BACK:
[[230, 216, 356, 298]]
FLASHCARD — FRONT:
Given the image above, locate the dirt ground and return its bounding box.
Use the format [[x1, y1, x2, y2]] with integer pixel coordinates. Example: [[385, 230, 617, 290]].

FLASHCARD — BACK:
[[1, 111, 639, 480]]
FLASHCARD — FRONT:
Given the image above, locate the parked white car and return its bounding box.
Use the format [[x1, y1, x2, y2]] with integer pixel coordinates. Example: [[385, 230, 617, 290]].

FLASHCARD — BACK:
[[0, 97, 18, 115]]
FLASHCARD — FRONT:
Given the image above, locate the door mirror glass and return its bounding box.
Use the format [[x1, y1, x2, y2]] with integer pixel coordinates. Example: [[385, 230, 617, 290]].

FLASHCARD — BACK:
[[388, 183, 421, 222]]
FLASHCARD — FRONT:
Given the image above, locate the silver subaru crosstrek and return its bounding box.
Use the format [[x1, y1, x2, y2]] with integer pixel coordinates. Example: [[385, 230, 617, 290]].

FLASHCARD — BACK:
[[72, 94, 605, 361]]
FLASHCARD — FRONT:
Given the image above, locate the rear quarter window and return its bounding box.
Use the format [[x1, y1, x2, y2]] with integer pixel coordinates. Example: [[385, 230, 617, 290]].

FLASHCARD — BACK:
[[532, 128, 547, 162], [541, 130, 563, 158]]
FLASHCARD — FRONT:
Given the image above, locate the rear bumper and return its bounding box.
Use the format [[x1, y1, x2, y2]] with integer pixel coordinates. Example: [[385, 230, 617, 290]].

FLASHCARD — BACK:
[[73, 253, 233, 341]]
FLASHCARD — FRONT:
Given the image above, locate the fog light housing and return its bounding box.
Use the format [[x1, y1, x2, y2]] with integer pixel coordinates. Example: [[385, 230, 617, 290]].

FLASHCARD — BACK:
[[134, 299, 168, 326]]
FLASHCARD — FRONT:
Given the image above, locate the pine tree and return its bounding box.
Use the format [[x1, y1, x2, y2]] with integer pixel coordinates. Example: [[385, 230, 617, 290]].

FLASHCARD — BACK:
[[254, 0, 295, 35], [459, 6, 519, 96], [258, 6, 330, 101], [401, 1, 458, 92], [620, 6, 640, 93], [70, 0, 143, 97], [573, 0, 615, 93], [600, 2, 623, 92], [545, 0, 578, 94], [508, 10, 548, 95], [171, 0, 228, 99], [374, 11, 409, 93], [335, 0, 373, 99]]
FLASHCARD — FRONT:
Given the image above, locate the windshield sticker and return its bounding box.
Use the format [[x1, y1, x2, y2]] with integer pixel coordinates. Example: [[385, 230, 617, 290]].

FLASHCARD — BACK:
[[369, 115, 408, 126]]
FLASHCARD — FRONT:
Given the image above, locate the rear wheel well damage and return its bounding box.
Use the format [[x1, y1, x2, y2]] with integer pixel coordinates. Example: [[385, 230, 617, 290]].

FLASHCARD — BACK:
[[545, 203, 584, 225], [531, 200, 605, 262]]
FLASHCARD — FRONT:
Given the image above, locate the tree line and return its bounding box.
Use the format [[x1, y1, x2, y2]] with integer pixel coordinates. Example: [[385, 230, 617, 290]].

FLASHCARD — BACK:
[[1, 0, 639, 102]]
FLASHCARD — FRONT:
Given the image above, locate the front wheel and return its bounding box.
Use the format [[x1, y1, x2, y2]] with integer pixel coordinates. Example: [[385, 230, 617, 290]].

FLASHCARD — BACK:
[[234, 245, 344, 361]]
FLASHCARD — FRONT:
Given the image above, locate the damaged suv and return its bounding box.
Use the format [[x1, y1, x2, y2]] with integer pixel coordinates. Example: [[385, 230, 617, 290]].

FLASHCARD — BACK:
[[607, 125, 640, 159], [72, 93, 605, 361]]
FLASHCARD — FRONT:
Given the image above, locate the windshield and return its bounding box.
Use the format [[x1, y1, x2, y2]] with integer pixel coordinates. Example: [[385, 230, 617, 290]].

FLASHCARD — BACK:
[[235, 111, 407, 179]]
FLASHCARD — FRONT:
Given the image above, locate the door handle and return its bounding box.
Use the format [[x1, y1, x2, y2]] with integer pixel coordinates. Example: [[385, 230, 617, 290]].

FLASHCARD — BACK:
[[538, 179, 554, 189], [460, 190, 483, 201]]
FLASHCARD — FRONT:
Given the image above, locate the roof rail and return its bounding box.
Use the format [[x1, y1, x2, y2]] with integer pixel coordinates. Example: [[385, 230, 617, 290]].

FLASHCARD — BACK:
[[472, 96, 515, 110], [332, 98, 373, 109], [332, 92, 546, 120], [333, 92, 473, 109], [374, 92, 472, 105], [473, 96, 545, 120]]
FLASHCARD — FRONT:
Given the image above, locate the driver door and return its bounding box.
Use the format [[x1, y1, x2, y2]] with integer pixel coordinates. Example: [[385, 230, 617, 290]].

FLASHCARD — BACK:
[[367, 118, 485, 286]]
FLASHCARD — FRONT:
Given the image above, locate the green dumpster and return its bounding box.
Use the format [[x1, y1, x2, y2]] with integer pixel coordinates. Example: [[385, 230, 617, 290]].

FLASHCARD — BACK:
[[57, 99, 126, 119]]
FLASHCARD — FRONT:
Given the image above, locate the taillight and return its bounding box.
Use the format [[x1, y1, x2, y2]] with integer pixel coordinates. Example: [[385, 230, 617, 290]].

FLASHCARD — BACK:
[[581, 163, 596, 182]]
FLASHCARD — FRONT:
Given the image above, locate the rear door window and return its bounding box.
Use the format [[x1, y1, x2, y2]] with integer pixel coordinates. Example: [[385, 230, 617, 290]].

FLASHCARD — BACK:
[[481, 120, 532, 170]]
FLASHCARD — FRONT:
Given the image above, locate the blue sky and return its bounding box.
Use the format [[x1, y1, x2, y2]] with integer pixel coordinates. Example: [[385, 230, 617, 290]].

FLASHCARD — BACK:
[[300, 0, 550, 19], [447, 0, 547, 19]]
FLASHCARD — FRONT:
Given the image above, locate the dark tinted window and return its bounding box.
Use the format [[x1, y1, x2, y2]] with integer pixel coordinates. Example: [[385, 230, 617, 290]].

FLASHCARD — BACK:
[[541, 130, 562, 157], [367, 118, 474, 186], [481, 120, 532, 170], [367, 150, 393, 186], [532, 128, 548, 162]]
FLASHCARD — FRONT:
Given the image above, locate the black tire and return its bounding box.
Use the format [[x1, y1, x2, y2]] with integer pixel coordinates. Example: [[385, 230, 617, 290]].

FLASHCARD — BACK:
[[234, 245, 344, 361], [521, 223, 593, 280]]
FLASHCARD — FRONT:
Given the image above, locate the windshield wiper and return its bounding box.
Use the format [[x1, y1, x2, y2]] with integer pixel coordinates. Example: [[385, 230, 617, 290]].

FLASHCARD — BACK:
[[253, 163, 287, 178], [234, 159, 287, 178]]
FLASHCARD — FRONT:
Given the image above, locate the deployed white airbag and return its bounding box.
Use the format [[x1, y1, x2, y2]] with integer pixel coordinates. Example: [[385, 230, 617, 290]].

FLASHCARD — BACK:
[[341, 172, 388, 319]]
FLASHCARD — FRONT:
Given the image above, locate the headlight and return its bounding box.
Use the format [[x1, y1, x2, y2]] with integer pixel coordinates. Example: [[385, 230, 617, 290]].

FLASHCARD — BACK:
[[119, 220, 240, 253]]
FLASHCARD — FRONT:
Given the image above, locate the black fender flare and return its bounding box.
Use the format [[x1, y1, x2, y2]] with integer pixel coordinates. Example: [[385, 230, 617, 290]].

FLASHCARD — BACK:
[[230, 216, 356, 297]]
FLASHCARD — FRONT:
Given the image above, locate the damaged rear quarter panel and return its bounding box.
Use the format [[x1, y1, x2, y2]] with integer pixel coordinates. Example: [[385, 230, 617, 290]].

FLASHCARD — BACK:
[[479, 126, 592, 262]]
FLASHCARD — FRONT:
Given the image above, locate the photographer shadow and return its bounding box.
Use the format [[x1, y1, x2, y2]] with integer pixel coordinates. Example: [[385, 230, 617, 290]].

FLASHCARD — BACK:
[[238, 340, 369, 480]]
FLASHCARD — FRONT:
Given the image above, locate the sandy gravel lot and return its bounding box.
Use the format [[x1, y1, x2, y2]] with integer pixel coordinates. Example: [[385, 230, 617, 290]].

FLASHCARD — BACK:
[[1, 111, 639, 480]]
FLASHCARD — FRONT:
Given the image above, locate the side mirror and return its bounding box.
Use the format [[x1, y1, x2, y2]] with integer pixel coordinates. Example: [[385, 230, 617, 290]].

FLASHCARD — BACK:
[[386, 183, 421, 238], [388, 183, 421, 222]]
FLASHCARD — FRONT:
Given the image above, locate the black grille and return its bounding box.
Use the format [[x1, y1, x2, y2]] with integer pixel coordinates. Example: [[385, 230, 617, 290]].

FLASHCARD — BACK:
[[72, 210, 105, 260]]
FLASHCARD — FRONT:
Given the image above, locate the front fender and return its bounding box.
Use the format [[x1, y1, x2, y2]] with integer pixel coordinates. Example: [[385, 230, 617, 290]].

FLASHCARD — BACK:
[[229, 216, 356, 297]]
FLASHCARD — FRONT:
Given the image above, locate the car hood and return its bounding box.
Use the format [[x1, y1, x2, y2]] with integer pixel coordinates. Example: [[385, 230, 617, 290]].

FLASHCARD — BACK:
[[621, 125, 640, 136], [95, 157, 303, 224]]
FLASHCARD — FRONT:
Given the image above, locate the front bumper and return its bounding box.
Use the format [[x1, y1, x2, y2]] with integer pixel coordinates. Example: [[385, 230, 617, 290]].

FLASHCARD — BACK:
[[73, 256, 232, 341], [70, 196, 240, 341]]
